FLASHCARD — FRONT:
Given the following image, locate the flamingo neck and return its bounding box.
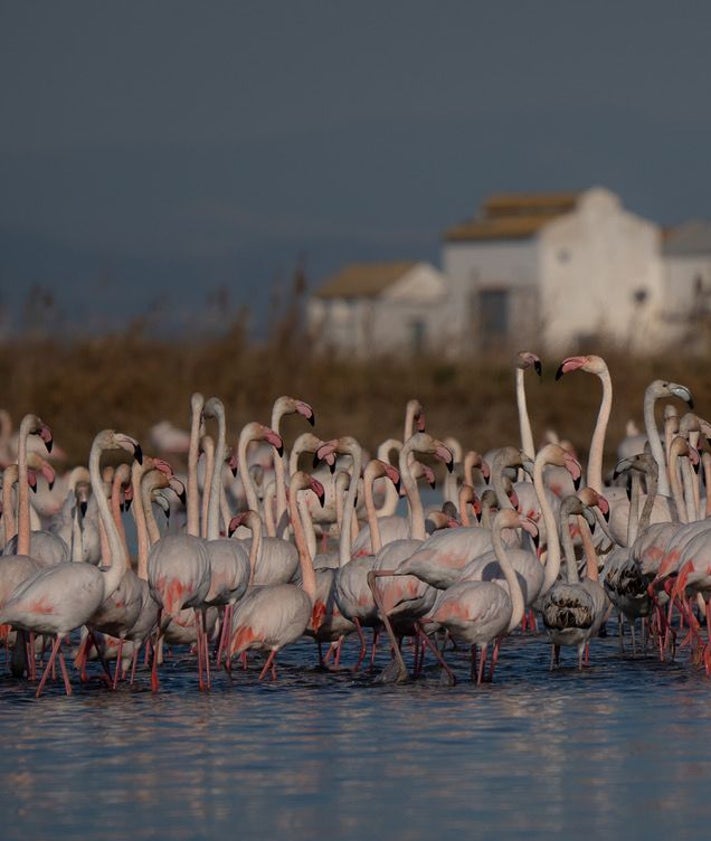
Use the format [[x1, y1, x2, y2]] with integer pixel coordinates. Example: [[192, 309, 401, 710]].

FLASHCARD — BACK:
[[187, 396, 204, 538], [289, 484, 316, 603], [516, 367, 536, 461], [363, 465, 384, 555], [16, 416, 33, 557], [493, 520, 525, 633], [271, 408, 289, 539], [338, 447, 362, 566], [587, 367, 612, 494], [535, 457, 561, 595], [644, 390, 670, 498], [206, 408, 226, 540], [131, 462, 150, 579], [399, 444, 426, 541], [89, 441, 128, 601]]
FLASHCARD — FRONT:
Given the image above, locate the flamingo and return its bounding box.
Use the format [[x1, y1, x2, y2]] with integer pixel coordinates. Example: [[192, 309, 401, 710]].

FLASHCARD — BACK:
[[602, 453, 657, 652], [0, 430, 142, 696], [540, 493, 610, 669], [423, 509, 536, 684], [201, 397, 252, 659], [330, 432, 452, 668], [147, 394, 213, 692], [232, 421, 298, 585], [226, 471, 324, 680]]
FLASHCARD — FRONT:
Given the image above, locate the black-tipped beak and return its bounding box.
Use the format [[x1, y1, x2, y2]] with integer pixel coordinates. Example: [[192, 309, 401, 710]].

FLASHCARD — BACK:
[[689, 398, 695, 410], [48, 478, 55, 491], [555, 364, 565, 381], [534, 360, 542, 377], [45, 437, 53, 453], [308, 413, 315, 427], [573, 473, 582, 491], [134, 444, 143, 465]]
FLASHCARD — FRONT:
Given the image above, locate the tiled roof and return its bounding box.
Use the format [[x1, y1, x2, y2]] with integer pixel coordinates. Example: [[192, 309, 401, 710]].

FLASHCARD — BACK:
[[444, 191, 580, 242], [314, 261, 418, 299]]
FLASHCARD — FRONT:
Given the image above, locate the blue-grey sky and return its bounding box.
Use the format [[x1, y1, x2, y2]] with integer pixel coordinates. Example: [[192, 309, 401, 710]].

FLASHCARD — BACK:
[[2, 1, 711, 333]]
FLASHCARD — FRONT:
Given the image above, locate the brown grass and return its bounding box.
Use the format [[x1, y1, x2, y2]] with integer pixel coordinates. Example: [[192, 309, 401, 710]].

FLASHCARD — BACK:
[[0, 318, 708, 481]]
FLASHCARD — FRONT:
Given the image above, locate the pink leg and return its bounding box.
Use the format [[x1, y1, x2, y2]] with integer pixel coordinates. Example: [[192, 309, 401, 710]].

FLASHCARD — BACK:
[[58, 648, 73, 696], [36, 636, 62, 698], [416, 623, 456, 685], [258, 649, 279, 681]]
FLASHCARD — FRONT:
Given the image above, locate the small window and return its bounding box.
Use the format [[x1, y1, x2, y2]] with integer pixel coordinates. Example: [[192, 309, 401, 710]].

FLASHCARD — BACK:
[[411, 318, 426, 354], [479, 289, 509, 338]]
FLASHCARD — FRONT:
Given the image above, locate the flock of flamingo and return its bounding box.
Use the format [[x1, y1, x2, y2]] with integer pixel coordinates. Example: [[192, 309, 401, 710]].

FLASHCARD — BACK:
[[0, 351, 709, 698]]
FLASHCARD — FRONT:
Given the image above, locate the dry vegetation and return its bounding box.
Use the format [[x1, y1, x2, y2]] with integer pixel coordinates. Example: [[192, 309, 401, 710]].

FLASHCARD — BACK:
[[1, 315, 709, 481]]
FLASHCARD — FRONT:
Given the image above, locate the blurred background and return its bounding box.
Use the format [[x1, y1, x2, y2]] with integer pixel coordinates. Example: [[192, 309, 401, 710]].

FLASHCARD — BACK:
[[2, 1, 710, 466]]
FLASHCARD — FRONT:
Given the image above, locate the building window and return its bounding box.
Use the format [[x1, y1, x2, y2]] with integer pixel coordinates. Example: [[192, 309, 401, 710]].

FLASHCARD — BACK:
[[410, 318, 426, 354], [479, 289, 509, 339]]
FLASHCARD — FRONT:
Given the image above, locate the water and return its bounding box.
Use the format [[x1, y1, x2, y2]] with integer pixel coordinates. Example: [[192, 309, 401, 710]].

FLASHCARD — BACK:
[[1, 630, 710, 841]]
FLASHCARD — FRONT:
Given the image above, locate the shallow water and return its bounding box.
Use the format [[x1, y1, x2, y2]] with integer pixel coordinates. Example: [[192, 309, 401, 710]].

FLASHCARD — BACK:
[[1, 628, 710, 841]]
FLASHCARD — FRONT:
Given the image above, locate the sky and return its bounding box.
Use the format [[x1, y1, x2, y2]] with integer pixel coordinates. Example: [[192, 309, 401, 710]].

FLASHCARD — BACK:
[[2, 1, 711, 335]]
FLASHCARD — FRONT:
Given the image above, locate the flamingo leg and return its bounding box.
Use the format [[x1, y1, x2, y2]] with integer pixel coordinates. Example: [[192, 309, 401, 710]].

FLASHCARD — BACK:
[[36, 635, 63, 698], [367, 569, 408, 683], [416, 623, 456, 685], [258, 649, 279, 681]]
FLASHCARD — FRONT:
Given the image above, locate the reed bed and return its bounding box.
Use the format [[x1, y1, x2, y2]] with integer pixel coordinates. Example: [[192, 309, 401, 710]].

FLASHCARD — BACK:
[[0, 318, 707, 477]]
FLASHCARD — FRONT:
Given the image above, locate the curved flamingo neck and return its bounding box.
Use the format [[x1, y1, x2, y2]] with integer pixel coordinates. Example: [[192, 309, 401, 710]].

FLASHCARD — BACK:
[[271, 405, 289, 538], [587, 366, 612, 494], [559, 500, 582, 585], [399, 441, 426, 541], [644, 387, 671, 499], [89, 437, 128, 601], [493, 514, 525, 633], [534, 450, 562, 595], [237, 424, 262, 515], [288, 477, 316, 604], [337, 444, 362, 566], [363, 461, 386, 554], [110, 466, 131, 567]]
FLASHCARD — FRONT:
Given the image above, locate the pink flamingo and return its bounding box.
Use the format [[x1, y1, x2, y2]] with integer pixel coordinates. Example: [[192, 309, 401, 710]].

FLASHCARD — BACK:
[[0, 430, 142, 696], [424, 509, 536, 684], [226, 471, 324, 680]]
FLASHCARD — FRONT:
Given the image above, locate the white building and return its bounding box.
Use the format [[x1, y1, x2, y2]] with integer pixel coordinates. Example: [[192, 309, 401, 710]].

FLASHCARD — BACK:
[[308, 187, 707, 358], [442, 187, 666, 355], [661, 220, 711, 351], [307, 261, 450, 357]]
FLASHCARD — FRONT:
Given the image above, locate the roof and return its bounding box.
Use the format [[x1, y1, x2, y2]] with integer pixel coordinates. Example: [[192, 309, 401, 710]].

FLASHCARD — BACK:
[[663, 220, 711, 256], [313, 261, 418, 299], [444, 191, 580, 242]]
